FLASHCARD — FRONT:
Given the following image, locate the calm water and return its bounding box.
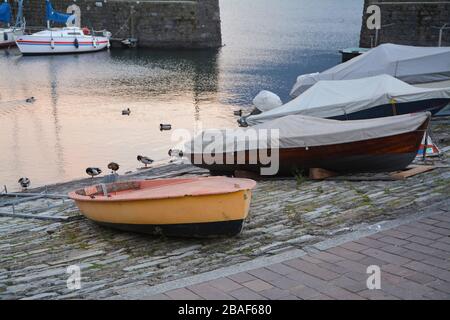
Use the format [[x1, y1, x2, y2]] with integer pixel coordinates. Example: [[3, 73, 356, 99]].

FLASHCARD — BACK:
[[0, 0, 363, 190]]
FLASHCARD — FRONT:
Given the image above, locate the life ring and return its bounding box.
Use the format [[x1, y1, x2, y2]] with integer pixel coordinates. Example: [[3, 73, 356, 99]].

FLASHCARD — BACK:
[[82, 27, 90, 35]]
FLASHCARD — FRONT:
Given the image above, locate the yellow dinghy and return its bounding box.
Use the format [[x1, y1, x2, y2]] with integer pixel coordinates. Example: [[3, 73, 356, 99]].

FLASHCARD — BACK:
[[69, 177, 256, 238]]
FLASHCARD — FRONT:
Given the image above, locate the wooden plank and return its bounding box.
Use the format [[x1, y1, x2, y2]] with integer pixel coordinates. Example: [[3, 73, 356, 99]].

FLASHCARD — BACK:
[[309, 168, 337, 180], [390, 165, 435, 180]]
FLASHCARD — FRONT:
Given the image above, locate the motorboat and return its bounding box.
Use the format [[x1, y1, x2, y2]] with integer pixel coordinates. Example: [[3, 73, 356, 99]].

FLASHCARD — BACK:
[[241, 75, 450, 126], [69, 177, 257, 238], [290, 44, 450, 98]]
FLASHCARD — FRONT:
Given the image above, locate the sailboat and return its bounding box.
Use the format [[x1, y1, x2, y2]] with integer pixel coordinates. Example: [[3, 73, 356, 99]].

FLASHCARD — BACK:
[[0, 0, 24, 48], [16, 0, 110, 55]]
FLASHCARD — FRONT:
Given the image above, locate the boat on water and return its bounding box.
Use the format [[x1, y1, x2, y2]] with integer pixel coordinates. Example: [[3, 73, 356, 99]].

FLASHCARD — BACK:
[[240, 75, 450, 126], [183, 112, 431, 176], [290, 44, 450, 98], [69, 177, 256, 238], [16, 0, 110, 55], [0, 0, 24, 48]]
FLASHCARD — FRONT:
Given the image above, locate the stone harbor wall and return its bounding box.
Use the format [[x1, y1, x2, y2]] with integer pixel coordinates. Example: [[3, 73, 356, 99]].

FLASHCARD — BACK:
[[19, 0, 221, 48], [360, 0, 450, 47]]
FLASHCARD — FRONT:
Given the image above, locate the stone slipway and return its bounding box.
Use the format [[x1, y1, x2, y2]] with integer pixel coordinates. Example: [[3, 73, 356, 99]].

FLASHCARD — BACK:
[[0, 120, 449, 300]]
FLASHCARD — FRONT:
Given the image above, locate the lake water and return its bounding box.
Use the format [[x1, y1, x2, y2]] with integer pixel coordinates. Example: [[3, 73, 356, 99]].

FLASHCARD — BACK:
[[0, 0, 364, 190]]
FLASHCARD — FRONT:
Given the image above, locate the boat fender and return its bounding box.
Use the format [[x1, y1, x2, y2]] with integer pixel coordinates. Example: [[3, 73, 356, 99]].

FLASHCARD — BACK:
[[74, 38, 79, 49], [3, 32, 7, 41], [93, 38, 98, 48], [50, 39, 55, 49]]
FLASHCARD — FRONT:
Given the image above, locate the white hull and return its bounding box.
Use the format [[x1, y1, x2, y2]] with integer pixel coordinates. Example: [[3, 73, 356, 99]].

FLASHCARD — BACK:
[[16, 28, 110, 55], [0, 27, 23, 47]]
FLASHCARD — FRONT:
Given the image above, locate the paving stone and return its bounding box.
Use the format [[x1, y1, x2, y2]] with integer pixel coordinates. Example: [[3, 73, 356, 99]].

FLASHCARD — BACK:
[[227, 272, 257, 284], [165, 288, 202, 300], [381, 229, 412, 240], [358, 289, 400, 300], [247, 268, 282, 282], [427, 280, 450, 294], [187, 284, 235, 300], [242, 279, 273, 292], [354, 237, 388, 249], [378, 236, 409, 247], [405, 272, 437, 285], [228, 287, 267, 300], [267, 276, 302, 290], [208, 278, 242, 293], [340, 241, 369, 253], [326, 246, 367, 261], [331, 276, 367, 293], [259, 287, 291, 300], [361, 248, 410, 265], [408, 236, 434, 245], [403, 243, 449, 259], [266, 263, 298, 275], [290, 285, 321, 300], [404, 261, 450, 282], [319, 286, 366, 300], [397, 226, 442, 240], [284, 259, 340, 281]]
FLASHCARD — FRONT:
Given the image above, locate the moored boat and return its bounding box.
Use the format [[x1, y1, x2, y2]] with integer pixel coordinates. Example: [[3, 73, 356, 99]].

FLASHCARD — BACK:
[[241, 75, 450, 126], [69, 177, 256, 238], [0, 0, 24, 48], [290, 44, 450, 98], [16, 1, 110, 55], [184, 112, 431, 176]]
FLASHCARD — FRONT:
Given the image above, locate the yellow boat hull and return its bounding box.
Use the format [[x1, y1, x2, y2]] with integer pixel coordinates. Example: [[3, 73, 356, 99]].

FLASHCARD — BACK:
[[74, 190, 253, 238]]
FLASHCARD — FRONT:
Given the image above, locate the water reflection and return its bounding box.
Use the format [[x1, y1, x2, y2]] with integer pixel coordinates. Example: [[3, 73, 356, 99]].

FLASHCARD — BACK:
[[0, 0, 363, 190]]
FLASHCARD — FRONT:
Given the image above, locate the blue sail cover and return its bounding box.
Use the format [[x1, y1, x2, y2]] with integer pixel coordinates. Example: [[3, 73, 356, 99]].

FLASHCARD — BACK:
[[0, 2, 12, 24], [46, 0, 71, 24]]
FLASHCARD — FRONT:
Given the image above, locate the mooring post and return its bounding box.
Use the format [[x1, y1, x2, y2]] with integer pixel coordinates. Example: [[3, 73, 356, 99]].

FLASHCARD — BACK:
[[130, 5, 135, 39]]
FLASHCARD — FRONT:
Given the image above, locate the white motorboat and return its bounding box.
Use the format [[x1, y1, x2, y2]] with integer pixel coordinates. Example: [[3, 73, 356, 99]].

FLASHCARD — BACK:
[[0, 0, 24, 48], [16, 0, 110, 55], [290, 44, 450, 98]]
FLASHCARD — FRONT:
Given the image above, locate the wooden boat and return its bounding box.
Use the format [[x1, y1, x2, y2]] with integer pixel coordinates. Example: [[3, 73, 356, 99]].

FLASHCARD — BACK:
[[68, 177, 256, 238], [184, 112, 431, 176]]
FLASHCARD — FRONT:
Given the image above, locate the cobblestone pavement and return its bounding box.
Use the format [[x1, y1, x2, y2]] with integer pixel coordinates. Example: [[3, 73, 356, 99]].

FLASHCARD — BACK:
[[132, 211, 450, 300], [0, 120, 448, 300]]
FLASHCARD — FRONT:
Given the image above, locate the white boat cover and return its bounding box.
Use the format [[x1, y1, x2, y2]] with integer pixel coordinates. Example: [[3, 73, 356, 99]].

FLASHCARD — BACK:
[[290, 43, 450, 98], [185, 112, 429, 153], [246, 74, 450, 125]]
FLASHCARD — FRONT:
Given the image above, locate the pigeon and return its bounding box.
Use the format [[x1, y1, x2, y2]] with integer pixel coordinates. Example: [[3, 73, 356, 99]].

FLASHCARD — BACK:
[[137, 155, 154, 167], [86, 167, 102, 178], [26, 97, 36, 103], [122, 108, 131, 115], [107, 162, 119, 173], [18, 177, 30, 190]]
